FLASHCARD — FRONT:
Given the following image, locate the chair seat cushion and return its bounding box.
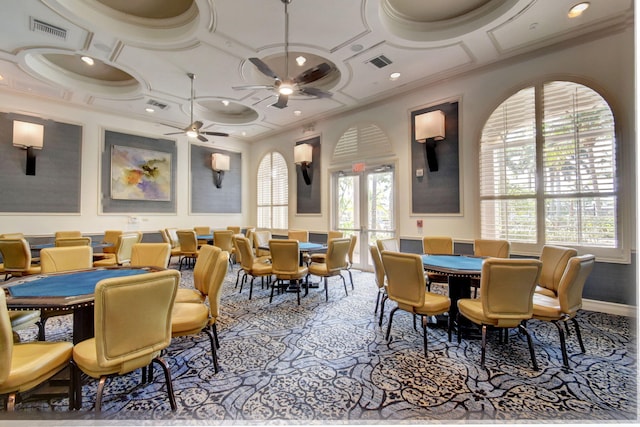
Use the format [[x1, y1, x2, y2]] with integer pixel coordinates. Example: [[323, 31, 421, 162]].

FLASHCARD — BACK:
[[92, 258, 117, 267], [309, 254, 326, 263], [458, 298, 526, 328], [0, 341, 72, 394], [399, 292, 450, 316], [73, 338, 160, 378], [171, 303, 208, 337], [250, 262, 272, 276], [174, 288, 205, 304], [532, 293, 563, 320], [9, 265, 42, 276], [274, 267, 308, 281], [534, 285, 556, 298]]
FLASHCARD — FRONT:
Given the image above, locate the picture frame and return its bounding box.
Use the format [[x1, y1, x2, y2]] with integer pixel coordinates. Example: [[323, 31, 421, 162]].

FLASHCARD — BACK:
[[110, 145, 172, 201]]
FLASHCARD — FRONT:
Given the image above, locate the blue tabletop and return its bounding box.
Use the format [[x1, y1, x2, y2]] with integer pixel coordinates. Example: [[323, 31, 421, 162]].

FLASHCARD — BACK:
[[8, 268, 149, 298], [31, 241, 113, 250], [421, 254, 483, 272], [299, 242, 325, 251]]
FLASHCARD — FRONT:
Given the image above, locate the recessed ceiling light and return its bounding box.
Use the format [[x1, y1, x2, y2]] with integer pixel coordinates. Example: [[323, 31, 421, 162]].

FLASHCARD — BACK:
[[221, 100, 230, 106], [389, 72, 401, 81], [242, 131, 247, 136], [145, 107, 154, 113], [0, 74, 4, 80], [80, 56, 94, 65], [293, 110, 302, 116], [568, 2, 589, 18], [296, 56, 306, 66]]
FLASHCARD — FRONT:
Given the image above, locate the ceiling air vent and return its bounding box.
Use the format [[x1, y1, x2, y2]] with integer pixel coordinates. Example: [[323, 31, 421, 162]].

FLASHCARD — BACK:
[[367, 54, 392, 69], [147, 99, 168, 110], [30, 18, 67, 40]]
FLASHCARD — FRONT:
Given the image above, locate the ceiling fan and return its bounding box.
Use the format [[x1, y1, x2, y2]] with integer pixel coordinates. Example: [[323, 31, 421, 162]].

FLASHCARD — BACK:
[[232, 0, 333, 109], [163, 73, 229, 142]]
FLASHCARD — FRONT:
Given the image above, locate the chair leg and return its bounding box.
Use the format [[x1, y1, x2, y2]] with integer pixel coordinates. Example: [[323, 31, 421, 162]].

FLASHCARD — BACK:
[[552, 320, 570, 368], [570, 317, 586, 353], [96, 375, 108, 412], [348, 269, 354, 290], [341, 274, 348, 296], [518, 323, 539, 371], [480, 325, 487, 368], [204, 326, 220, 373], [379, 295, 388, 327], [421, 315, 428, 357], [374, 290, 382, 314], [213, 323, 220, 349], [385, 306, 399, 341], [324, 277, 329, 301], [235, 268, 242, 287], [36, 317, 48, 341], [249, 277, 255, 300], [152, 356, 177, 412], [6, 392, 16, 411], [70, 359, 82, 410]]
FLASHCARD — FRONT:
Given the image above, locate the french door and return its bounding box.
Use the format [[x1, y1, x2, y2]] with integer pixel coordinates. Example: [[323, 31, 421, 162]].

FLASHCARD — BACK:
[[333, 164, 395, 270]]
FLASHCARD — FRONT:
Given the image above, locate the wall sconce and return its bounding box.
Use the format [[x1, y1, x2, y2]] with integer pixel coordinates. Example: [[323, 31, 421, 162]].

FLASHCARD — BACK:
[[415, 110, 445, 172], [211, 153, 230, 188], [294, 143, 313, 185], [13, 120, 44, 176]]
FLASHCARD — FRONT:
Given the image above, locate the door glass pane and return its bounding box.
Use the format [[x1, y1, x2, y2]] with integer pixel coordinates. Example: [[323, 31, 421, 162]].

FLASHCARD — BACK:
[[337, 174, 359, 231], [368, 170, 394, 242]]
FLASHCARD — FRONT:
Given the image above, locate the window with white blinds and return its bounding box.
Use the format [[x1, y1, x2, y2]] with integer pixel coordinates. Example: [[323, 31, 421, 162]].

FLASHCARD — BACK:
[[256, 152, 288, 230], [480, 81, 617, 250]]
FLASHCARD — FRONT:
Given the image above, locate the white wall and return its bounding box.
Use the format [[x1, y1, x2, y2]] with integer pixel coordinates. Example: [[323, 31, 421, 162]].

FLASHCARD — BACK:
[[254, 26, 636, 256]]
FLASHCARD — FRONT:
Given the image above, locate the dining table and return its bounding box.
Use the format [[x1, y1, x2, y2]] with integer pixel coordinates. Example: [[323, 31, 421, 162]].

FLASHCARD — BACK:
[[3, 266, 157, 344], [421, 254, 484, 341]]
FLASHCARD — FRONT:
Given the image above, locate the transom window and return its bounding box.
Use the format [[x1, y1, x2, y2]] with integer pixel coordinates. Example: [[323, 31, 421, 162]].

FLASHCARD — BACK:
[[256, 152, 288, 230], [480, 80, 617, 252]]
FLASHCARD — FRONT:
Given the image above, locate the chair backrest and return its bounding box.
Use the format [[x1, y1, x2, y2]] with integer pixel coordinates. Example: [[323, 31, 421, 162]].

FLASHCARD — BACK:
[[327, 231, 343, 241], [0, 291, 14, 385], [269, 239, 300, 275], [347, 234, 357, 264], [227, 226, 241, 234], [102, 230, 122, 245], [325, 238, 351, 272], [381, 251, 426, 308], [287, 230, 309, 242], [114, 233, 141, 265], [40, 246, 93, 273], [194, 226, 211, 236], [474, 239, 510, 258], [480, 258, 543, 327], [376, 237, 398, 253], [422, 236, 453, 255], [0, 238, 33, 271], [539, 245, 578, 293], [93, 269, 179, 371], [557, 254, 596, 316], [176, 230, 198, 253], [55, 236, 92, 247], [369, 244, 385, 290], [130, 243, 171, 268], [206, 251, 230, 321], [159, 229, 170, 245], [54, 231, 82, 239], [235, 236, 256, 270], [165, 228, 180, 248], [253, 230, 272, 249], [0, 233, 24, 239], [193, 245, 222, 295], [213, 230, 234, 252], [245, 227, 256, 246]]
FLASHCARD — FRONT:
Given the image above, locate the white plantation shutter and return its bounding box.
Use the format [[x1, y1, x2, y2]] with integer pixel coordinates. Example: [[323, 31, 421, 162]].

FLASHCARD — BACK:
[[480, 81, 617, 249], [256, 152, 288, 230]]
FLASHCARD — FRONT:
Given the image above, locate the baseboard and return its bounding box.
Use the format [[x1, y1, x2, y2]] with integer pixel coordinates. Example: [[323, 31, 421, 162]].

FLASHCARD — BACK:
[[582, 298, 637, 317]]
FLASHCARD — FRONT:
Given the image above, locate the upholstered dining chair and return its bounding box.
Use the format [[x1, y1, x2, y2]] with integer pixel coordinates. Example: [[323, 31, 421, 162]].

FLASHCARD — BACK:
[[0, 238, 41, 280], [130, 243, 171, 269], [213, 230, 235, 268], [369, 244, 387, 324], [244, 227, 256, 252], [269, 239, 308, 305], [174, 245, 221, 304], [253, 230, 272, 257], [473, 239, 510, 258], [236, 236, 272, 299], [344, 234, 358, 289], [92, 233, 139, 268], [54, 231, 82, 239], [422, 236, 454, 291], [54, 236, 92, 247], [307, 237, 350, 301], [380, 251, 451, 357], [457, 258, 543, 370], [231, 234, 245, 287], [0, 291, 73, 411], [70, 269, 179, 412], [101, 230, 122, 255], [532, 254, 595, 368], [194, 226, 211, 247], [226, 226, 241, 235], [161, 228, 182, 266], [176, 229, 199, 270], [535, 245, 578, 298], [171, 250, 229, 373], [376, 237, 399, 253], [38, 245, 94, 341], [309, 230, 343, 264], [288, 230, 310, 264]]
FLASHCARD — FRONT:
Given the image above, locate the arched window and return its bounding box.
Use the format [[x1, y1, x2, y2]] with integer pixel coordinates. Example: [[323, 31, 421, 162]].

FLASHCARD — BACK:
[[257, 151, 288, 230], [480, 81, 617, 252]]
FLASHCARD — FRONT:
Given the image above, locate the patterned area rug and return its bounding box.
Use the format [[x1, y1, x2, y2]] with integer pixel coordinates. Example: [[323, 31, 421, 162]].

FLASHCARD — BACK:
[[7, 261, 638, 422]]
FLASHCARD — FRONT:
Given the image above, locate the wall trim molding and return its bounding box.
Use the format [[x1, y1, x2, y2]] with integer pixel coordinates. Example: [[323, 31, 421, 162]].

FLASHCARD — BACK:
[[583, 299, 636, 317]]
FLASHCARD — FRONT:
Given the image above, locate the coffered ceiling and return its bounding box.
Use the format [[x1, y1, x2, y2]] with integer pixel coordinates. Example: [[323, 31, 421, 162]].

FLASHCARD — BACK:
[[0, 0, 633, 141]]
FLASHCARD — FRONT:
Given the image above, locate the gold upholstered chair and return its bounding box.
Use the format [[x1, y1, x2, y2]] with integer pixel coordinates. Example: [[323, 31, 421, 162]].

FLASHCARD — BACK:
[[226, 226, 241, 235], [161, 228, 182, 266], [253, 230, 272, 257], [54, 231, 82, 239], [54, 236, 92, 247], [344, 234, 358, 289], [174, 245, 221, 304], [101, 230, 122, 255], [369, 244, 387, 323], [176, 229, 200, 270], [308, 237, 350, 301], [457, 258, 543, 370], [381, 251, 451, 357], [70, 269, 179, 412], [194, 226, 211, 247], [0, 291, 73, 411], [473, 239, 510, 258], [171, 250, 229, 373], [236, 236, 272, 300], [92, 233, 139, 268], [535, 245, 578, 298], [532, 254, 595, 368], [422, 236, 453, 291], [130, 243, 171, 269], [287, 229, 309, 242], [213, 230, 235, 268], [309, 231, 343, 264], [269, 239, 308, 305], [0, 238, 41, 280], [376, 237, 399, 253]]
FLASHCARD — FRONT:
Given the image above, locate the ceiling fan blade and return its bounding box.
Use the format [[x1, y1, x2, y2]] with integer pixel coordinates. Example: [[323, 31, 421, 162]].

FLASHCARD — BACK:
[[197, 134, 208, 142], [162, 123, 186, 131], [201, 131, 229, 137], [294, 62, 332, 85], [164, 132, 184, 135], [248, 58, 281, 80], [232, 84, 275, 91], [299, 87, 333, 98], [192, 121, 204, 130], [271, 93, 289, 109]]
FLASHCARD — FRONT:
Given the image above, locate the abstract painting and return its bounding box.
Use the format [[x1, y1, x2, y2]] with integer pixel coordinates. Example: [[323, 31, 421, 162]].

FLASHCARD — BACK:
[[110, 145, 171, 201]]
